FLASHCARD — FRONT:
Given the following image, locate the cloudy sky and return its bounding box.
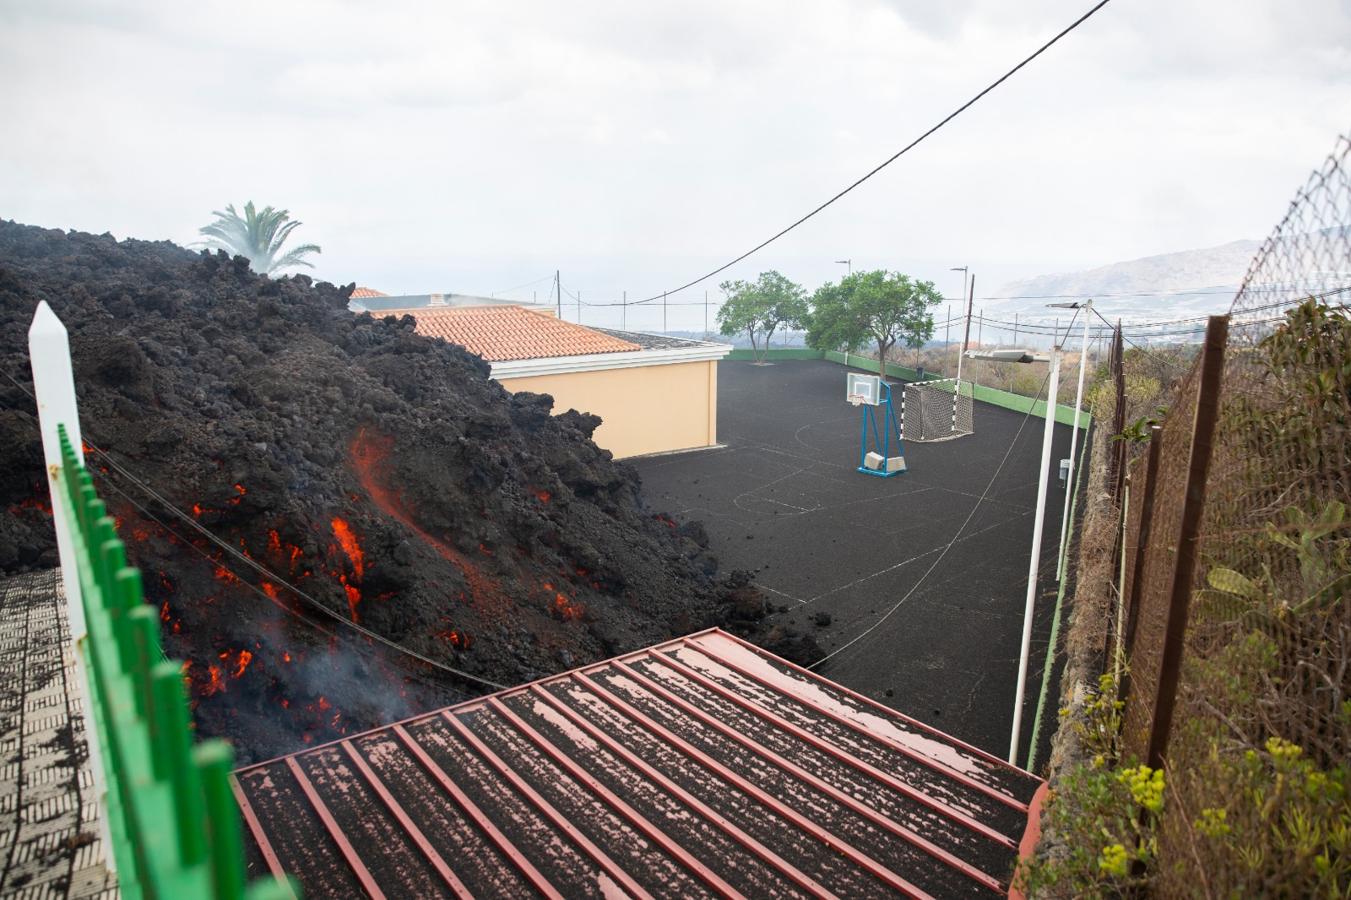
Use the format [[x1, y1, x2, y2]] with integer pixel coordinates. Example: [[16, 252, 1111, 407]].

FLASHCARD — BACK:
[[2, 0, 1348, 330]]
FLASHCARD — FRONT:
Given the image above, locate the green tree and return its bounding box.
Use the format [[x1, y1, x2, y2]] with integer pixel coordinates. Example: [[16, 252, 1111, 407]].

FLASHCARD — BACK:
[[197, 202, 322, 274], [806, 270, 941, 380], [716, 270, 808, 364]]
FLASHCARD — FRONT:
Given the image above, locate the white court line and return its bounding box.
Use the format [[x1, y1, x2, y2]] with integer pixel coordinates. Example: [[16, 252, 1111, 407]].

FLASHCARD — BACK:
[[807, 511, 1031, 604], [757, 583, 810, 605]]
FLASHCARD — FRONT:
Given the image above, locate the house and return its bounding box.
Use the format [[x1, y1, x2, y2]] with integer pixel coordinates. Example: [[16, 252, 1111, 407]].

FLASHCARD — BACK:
[[356, 295, 730, 459]]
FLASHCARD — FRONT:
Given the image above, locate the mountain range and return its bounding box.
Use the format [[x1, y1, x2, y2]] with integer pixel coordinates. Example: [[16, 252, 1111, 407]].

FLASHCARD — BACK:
[[985, 239, 1262, 340]]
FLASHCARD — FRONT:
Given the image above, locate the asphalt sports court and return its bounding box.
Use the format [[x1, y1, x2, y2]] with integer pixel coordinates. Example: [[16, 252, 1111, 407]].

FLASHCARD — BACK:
[[631, 358, 1084, 769]]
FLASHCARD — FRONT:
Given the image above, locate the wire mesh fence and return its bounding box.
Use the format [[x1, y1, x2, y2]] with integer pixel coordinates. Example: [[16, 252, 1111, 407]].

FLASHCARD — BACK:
[[1085, 133, 1351, 895]]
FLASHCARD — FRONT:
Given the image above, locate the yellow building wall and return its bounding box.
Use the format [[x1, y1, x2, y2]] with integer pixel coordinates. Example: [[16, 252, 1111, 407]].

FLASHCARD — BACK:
[[500, 360, 718, 459]]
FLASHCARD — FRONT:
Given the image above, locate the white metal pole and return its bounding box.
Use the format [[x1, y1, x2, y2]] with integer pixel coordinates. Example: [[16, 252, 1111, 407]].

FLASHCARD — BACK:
[[1056, 301, 1092, 581], [1009, 346, 1061, 764], [954, 273, 968, 388], [28, 301, 115, 871]]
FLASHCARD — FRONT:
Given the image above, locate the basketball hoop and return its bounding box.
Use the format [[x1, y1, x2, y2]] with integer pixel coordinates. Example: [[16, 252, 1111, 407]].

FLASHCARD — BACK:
[[845, 373, 882, 407]]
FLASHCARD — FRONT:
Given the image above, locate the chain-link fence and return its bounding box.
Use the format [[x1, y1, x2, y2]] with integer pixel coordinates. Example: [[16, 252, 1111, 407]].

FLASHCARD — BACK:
[[1085, 133, 1351, 895]]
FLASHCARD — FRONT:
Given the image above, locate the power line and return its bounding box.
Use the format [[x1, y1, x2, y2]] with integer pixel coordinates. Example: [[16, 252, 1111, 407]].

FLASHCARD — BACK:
[[621, 0, 1115, 306], [1, 366, 509, 692], [488, 274, 555, 298]]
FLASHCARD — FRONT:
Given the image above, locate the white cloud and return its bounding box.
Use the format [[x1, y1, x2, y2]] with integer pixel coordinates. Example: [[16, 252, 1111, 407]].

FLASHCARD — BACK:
[[1, 0, 1348, 330]]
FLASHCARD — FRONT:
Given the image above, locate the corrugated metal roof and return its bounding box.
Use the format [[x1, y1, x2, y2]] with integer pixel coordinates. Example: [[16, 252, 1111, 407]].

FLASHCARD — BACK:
[[233, 629, 1045, 898], [376, 305, 642, 362]]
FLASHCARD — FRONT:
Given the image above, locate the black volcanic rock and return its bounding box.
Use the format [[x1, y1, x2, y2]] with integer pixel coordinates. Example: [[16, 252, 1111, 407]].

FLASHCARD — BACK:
[[0, 220, 771, 761]]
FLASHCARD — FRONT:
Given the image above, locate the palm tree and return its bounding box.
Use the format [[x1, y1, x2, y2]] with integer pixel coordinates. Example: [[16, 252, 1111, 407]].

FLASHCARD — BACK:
[[197, 202, 321, 274]]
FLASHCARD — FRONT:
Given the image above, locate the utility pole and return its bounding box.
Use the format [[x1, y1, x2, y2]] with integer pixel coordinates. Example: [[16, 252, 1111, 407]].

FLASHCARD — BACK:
[[945, 304, 951, 375], [577, 291, 582, 325], [1013, 313, 1019, 347], [622, 291, 627, 330], [705, 291, 709, 338], [555, 270, 561, 318], [977, 308, 983, 349], [1009, 344, 1061, 764], [663, 291, 668, 334]]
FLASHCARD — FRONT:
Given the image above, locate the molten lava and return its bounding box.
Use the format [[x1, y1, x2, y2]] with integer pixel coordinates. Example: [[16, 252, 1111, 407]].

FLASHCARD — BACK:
[[552, 592, 585, 622], [349, 428, 513, 620], [233, 649, 253, 678], [204, 665, 225, 696], [330, 517, 364, 579]]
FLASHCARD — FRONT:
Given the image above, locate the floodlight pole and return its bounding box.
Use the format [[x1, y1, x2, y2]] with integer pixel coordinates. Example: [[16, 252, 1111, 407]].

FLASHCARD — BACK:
[[1009, 345, 1061, 764], [954, 271, 974, 388], [1056, 300, 1092, 581]]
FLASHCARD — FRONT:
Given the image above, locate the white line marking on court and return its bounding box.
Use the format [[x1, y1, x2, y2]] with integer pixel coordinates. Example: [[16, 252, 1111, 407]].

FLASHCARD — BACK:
[[807, 511, 1031, 604], [757, 583, 809, 605]]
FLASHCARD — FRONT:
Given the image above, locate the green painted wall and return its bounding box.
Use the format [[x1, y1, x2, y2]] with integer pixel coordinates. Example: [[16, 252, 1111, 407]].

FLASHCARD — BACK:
[[724, 348, 826, 361], [721, 348, 1089, 427]]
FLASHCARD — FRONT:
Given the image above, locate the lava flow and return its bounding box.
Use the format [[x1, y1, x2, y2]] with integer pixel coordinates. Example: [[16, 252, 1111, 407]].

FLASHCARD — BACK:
[[349, 427, 512, 619], [330, 517, 365, 622]]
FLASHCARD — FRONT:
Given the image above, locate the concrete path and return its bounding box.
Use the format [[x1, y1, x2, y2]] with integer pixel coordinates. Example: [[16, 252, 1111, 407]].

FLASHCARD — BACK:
[[0, 569, 116, 899]]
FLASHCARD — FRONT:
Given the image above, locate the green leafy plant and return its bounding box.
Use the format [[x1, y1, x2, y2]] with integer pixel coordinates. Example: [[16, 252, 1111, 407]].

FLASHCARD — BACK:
[[1020, 675, 1164, 896], [805, 270, 941, 379], [197, 201, 322, 275], [716, 271, 808, 363]]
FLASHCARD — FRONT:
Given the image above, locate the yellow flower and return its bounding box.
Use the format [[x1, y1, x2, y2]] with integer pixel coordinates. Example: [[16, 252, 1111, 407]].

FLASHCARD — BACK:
[[1098, 843, 1129, 878]]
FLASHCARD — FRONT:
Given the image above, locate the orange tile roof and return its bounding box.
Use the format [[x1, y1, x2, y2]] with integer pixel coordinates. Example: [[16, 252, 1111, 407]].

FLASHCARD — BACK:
[[351, 286, 387, 299], [390, 305, 641, 361]]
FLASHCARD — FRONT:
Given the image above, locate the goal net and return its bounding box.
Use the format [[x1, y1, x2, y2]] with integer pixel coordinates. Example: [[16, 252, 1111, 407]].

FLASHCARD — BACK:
[[900, 378, 974, 442]]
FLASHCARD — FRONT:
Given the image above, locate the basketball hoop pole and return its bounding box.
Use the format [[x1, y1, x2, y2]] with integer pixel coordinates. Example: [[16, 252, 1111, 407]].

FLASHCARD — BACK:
[[1009, 345, 1060, 764]]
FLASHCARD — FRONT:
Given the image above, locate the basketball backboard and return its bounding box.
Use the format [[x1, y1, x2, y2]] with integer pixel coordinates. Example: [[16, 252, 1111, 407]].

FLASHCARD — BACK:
[[846, 372, 882, 406]]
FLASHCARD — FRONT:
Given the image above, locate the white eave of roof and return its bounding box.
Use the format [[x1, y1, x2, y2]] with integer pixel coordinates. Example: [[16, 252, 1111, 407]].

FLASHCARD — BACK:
[[488, 342, 733, 380]]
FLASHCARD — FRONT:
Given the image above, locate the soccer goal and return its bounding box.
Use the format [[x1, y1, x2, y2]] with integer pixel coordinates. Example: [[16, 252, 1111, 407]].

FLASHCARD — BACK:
[[900, 378, 974, 442]]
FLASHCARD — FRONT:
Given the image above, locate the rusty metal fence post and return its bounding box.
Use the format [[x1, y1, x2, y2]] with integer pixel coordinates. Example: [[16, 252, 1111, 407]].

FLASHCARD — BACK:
[[1116, 424, 1162, 705], [1109, 324, 1126, 502], [1142, 315, 1228, 769]]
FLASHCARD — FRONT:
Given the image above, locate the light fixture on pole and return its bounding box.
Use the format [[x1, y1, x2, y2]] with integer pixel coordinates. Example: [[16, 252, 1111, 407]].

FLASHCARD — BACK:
[[965, 331, 1061, 765], [1008, 343, 1060, 764], [1049, 301, 1092, 582], [950, 266, 970, 386], [835, 259, 852, 276]]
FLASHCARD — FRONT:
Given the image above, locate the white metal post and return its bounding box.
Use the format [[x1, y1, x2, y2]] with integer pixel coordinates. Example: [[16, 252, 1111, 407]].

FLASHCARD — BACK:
[[1056, 301, 1092, 581], [1009, 346, 1061, 764], [28, 301, 115, 871]]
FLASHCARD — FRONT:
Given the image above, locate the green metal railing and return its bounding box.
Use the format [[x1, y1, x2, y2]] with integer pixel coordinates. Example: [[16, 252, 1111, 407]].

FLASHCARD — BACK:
[[56, 425, 292, 900]]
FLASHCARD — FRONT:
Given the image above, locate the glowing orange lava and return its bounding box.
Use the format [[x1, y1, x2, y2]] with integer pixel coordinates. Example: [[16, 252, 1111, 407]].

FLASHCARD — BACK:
[[331, 517, 364, 579], [534, 489, 551, 503], [204, 665, 225, 696], [552, 592, 584, 621], [233, 650, 253, 678], [350, 428, 512, 620]]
